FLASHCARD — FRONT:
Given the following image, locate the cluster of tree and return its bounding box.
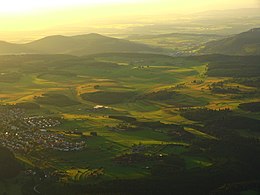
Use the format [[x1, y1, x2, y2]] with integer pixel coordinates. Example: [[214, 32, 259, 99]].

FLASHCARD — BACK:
[[180, 107, 231, 122], [209, 81, 241, 94], [142, 90, 178, 101], [192, 55, 260, 77], [35, 93, 80, 107], [204, 115, 260, 135], [114, 153, 153, 165], [109, 115, 137, 123], [151, 154, 186, 177], [14, 102, 40, 110], [239, 102, 260, 112], [0, 72, 22, 83], [109, 115, 184, 132], [230, 77, 260, 88]]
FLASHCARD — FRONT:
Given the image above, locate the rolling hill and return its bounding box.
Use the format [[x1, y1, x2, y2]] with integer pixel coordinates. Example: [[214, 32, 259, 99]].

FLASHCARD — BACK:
[[200, 28, 260, 55], [0, 41, 35, 55], [0, 33, 163, 56]]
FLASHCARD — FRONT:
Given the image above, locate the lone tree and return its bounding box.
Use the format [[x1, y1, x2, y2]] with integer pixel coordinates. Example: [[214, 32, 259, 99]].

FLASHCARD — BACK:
[[90, 132, 98, 136]]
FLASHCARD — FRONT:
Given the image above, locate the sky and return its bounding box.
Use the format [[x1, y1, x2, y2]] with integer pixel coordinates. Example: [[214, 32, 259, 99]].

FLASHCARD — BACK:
[[0, 0, 259, 42], [0, 0, 258, 14]]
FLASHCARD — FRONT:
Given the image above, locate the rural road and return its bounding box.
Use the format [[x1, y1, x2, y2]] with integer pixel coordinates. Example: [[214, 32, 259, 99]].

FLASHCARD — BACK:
[[33, 184, 41, 194]]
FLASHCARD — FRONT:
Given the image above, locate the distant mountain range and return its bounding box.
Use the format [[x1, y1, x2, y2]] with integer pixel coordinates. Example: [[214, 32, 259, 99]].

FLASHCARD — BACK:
[[201, 28, 260, 55], [1, 28, 260, 56], [0, 33, 163, 56]]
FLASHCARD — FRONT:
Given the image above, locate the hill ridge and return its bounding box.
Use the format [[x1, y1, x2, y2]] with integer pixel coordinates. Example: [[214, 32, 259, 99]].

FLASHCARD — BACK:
[[200, 28, 260, 55], [0, 33, 162, 56]]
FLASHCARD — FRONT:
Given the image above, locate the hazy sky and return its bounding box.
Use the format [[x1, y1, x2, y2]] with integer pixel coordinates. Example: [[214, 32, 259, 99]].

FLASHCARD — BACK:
[[0, 0, 258, 14], [0, 0, 259, 42]]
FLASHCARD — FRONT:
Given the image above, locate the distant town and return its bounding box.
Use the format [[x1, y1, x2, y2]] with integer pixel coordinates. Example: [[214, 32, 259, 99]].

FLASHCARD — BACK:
[[0, 105, 86, 153]]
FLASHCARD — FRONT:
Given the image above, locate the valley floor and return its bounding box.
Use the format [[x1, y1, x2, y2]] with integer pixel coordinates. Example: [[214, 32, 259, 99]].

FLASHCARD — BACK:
[[0, 53, 259, 194]]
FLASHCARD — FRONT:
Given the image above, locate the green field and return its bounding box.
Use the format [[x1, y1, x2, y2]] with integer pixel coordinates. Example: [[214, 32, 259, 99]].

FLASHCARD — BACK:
[[0, 53, 259, 194]]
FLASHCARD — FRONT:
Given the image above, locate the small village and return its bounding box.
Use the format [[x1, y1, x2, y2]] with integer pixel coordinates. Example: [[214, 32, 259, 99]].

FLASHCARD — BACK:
[[0, 106, 86, 153]]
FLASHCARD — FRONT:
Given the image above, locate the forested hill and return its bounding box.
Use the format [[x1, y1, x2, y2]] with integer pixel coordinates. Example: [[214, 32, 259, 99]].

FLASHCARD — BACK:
[[0, 33, 163, 56], [201, 28, 260, 55]]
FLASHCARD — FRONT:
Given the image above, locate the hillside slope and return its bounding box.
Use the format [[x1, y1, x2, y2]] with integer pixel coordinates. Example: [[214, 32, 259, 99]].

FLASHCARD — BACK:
[[201, 28, 260, 55]]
